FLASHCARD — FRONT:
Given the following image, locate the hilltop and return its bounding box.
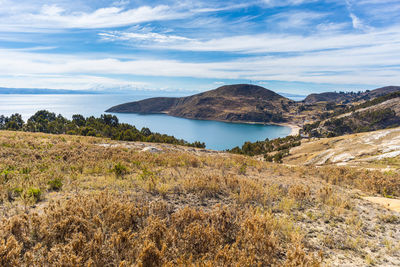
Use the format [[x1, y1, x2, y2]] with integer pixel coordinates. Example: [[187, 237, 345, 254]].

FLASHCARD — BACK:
[[304, 86, 400, 104], [106, 84, 293, 123]]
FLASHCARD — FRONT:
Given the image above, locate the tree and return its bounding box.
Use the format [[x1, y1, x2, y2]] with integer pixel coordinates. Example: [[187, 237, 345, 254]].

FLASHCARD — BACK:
[[0, 115, 5, 129], [141, 127, 152, 137], [72, 114, 86, 127], [26, 110, 57, 133], [101, 114, 119, 127], [5, 114, 24, 130]]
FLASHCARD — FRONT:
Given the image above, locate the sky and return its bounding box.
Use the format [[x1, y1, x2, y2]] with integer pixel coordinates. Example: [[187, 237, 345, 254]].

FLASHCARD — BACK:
[[0, 0, 399, 95]]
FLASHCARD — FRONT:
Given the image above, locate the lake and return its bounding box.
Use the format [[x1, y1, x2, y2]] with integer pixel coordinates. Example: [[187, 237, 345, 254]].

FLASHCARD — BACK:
[[0, 94, 291, 150]]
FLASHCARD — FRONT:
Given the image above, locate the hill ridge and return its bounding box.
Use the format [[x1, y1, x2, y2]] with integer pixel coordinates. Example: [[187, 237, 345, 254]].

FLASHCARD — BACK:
[[106, 84, 291, 123]]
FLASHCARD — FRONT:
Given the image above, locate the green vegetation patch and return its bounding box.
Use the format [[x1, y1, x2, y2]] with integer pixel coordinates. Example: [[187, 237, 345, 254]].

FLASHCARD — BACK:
[[0, 110, 205, 148]]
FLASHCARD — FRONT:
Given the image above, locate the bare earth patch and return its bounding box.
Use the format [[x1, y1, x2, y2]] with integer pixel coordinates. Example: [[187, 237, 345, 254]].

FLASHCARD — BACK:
[[364, 197, 400, 213], [285, 127, 400, 171]]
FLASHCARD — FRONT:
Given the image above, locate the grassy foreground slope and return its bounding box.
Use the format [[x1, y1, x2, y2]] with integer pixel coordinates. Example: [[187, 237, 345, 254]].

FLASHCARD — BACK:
[[0, 131, 400, 266]]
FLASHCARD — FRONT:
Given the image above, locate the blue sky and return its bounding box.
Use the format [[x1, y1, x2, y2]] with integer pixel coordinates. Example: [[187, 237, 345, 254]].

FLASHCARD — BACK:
[[0, 0, 399, 94]]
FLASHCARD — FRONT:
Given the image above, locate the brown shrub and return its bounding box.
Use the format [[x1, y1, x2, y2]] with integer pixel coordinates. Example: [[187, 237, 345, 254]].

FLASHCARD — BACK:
[[0, 192, 321, 266], [288, 184, 311, 203]]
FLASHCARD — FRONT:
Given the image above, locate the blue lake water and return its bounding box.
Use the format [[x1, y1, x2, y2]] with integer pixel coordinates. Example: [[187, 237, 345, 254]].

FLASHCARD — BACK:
[[0, 94, 291, 150]]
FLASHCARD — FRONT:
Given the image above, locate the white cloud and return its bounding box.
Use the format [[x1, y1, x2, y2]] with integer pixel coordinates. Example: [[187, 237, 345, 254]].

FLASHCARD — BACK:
[[0, 4, 187, 31], [345, 0, 370, 31], [0, 1, 253, 32], [262, 0, 318, 7], [0, 30, 399, 88], [41, 4, 65, 16], [267, 11, 327, 29], [349, 13, 366, 30], [316, 22, 347, 32], [99, 31, 192, 43], [190, 3, 251, 13], [0, 74, 149, 90], [111, 25, 400, 55], [0, 0, 399, 90]]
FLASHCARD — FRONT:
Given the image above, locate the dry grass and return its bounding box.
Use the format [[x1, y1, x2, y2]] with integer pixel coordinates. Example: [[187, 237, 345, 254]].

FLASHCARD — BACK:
[[0, 193, 322, 266], [0, 130, 399, 266], [300, 166, 400, 197]]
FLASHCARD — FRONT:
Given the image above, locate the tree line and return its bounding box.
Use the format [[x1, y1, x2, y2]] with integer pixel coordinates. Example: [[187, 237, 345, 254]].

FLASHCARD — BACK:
[[0, 110, 205, 148], [228, 135, 301, 163]]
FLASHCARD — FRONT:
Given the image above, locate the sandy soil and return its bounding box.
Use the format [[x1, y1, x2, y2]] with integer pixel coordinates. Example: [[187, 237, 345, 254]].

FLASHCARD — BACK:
[[284, 123, 301, 135], [268, 122, 301, 135], [364, 197, 400, 212]]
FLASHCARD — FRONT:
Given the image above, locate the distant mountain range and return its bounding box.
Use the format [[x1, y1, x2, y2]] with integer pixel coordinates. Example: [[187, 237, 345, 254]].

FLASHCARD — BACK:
[[0, 87, 202, 96], [0, 87, 100, 94], [303, 86, 400, 104]]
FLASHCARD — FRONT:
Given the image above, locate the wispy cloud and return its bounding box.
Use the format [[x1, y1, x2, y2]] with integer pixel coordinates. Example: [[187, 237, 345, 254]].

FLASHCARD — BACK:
[[0, 0, 399, 91], [0, 4, 187, 31], [262, 0, 318, 7], [0, 27, 399, 89], [101, 24, 400, 54], [266, 10, 327, 29], [99, 31, 192, 44], [345, 0, 370, 30], [0, 73, 149, 91]]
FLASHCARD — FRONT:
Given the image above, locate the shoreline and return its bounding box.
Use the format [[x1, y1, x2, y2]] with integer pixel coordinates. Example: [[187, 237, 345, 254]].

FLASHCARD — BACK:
[[273, 123, 301, 136], [108, 111, 301, 136]]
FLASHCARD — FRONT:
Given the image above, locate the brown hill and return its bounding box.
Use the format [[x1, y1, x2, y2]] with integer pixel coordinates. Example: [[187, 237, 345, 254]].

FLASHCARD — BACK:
[[106, 84, 293, 123], [303, 96, 400, 137], [304, 86, 400, 104], [303, 92, 354, 104], [365, 85, 400, 98]]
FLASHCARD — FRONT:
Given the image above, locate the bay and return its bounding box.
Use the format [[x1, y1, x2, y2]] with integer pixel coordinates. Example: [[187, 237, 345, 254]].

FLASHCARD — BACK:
[[0, 94, 291, 150]]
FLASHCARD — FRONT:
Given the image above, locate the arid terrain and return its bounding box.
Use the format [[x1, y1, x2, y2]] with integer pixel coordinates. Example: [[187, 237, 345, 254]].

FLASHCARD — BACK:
[[0, 130, 399, 266], [285, 127, 400, 171]]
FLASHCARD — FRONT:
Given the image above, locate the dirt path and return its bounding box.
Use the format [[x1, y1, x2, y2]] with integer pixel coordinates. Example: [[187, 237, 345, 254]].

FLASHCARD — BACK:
[[364, 197, 400, 212]]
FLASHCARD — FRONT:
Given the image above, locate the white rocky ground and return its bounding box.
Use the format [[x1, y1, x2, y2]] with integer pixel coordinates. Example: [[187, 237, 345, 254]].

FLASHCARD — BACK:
[[286, 127, 400, 169]]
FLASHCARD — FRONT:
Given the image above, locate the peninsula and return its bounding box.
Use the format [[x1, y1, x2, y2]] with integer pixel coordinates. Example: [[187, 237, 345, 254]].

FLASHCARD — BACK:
[[106, 84, 293, 124]]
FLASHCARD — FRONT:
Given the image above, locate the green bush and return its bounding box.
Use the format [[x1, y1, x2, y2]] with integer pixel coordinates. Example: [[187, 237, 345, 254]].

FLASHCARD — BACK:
[[7, 187, 23, 202], [238, 164, 247, 175], [26, 188, 42, 203], [1, 170, 11, 182], [229, 135, 301, 157], [111, 163, 128, 179], [48, 178, 63, 191], [13, 187, 23, 195]]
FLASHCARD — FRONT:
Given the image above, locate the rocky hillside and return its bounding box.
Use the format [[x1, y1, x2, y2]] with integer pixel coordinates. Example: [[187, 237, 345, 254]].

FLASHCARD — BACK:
[[286, 126, 400, 171], [365, 86, 400, 99], [303, 95, 400, 137], [303, 92, 356, 104], [106, 84, 293, 123], [304, 86, 400, 104]]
